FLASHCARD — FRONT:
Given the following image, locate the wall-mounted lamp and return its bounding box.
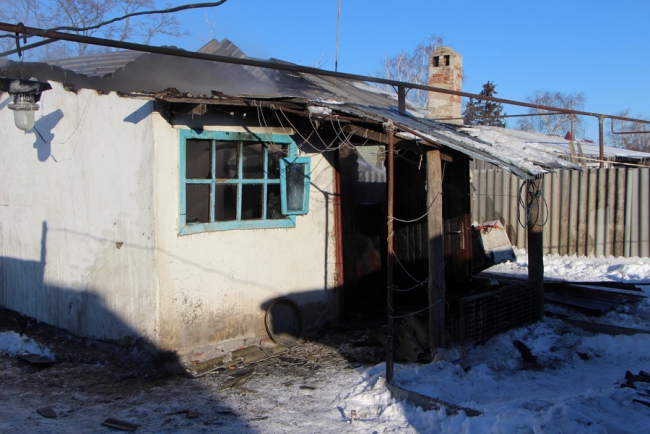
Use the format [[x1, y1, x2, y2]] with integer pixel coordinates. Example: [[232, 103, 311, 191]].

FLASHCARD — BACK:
[[0, 77, 52, 132]]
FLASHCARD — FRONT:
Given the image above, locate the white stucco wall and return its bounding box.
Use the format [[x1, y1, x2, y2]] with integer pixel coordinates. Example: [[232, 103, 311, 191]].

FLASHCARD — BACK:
[[152, 114, 339, 353], [0, 83, 158, 343], [0, 83, 339, 354]]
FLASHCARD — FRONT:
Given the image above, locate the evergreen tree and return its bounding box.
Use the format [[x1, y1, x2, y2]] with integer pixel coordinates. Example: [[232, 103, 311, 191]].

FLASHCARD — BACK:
[[463, 81, 507, 127]]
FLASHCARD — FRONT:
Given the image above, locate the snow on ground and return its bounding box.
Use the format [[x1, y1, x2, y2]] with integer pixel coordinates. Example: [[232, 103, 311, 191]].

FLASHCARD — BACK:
[[482, 248, 650, 283], [2, 252, 649, 433], [336, 252, 650, 433], [0, 331, 53, 358]]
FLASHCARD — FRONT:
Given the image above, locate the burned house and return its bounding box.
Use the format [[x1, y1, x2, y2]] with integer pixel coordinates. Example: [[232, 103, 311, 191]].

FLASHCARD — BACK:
[[0, 40, 579, 356]]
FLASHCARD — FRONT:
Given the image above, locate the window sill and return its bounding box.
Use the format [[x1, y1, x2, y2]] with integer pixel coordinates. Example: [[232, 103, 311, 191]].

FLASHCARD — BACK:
[[179, 217, 296, 235]]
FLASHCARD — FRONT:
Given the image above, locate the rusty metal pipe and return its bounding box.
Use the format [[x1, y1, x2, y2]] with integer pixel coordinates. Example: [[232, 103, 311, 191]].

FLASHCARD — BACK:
[[386, 123, 395, 383], [610, 119, 650, 135], [598, 116, 605, 168], [1, 21, 650, 127]]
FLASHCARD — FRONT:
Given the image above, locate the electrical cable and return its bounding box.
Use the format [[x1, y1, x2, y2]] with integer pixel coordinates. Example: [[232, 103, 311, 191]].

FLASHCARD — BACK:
[[517, 179, 549, 228]]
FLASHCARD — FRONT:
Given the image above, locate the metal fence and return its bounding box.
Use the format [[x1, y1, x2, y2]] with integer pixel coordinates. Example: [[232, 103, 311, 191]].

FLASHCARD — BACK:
[[471, 167, 650, 258]]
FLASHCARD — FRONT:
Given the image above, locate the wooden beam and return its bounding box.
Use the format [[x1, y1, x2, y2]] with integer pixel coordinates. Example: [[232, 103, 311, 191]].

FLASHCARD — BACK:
[[526, 177, 545, 319], [386, 124, 396, 383], [427, 150, 446, 351], [342, 124, 390, 144]]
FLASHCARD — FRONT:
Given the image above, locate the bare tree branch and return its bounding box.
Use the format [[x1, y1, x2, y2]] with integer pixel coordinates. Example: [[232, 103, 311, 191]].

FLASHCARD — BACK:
[[517, 90, 586, 137], [375, 34, 444, 107], [608, 110, 650, 152], [0, 1, 221, 59]]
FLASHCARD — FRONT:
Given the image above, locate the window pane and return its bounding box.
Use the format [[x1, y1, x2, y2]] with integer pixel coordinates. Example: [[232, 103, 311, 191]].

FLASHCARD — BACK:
[[215, 142, 238, 179], [267, 143, 287, 179], [214, 184, 237, 221], [241, 184, 263, 220], [186, 184, 210, 223], [267, 184, 282, 219], [286, 163, 306, 212], [242, 143, 264, 179], [186, 140, 211, 179]]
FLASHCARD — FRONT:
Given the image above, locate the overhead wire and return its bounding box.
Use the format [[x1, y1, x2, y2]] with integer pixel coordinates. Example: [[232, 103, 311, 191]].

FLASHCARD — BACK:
[[0, 2, 229, 41]]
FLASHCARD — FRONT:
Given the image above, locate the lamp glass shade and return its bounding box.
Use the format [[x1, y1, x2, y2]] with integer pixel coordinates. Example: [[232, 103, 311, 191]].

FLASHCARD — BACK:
[[14, 109, 35, 131]]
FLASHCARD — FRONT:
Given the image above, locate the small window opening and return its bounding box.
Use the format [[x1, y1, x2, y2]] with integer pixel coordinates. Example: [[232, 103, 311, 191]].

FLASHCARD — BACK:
[[444, 55, 450, 66], [433, 56, 439, 67]]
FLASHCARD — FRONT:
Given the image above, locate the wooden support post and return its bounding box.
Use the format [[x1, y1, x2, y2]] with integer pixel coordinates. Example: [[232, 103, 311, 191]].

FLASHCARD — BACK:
[[386, 124, 396, 383], [427, 150, 446, 351], [526, 177, 545, 319], [598, 116, 605, 168], [397, 85, 406, 115]]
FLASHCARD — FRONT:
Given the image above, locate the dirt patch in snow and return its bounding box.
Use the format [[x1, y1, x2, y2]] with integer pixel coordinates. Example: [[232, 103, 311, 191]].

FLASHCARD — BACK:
[[0, 307, 386, 433]]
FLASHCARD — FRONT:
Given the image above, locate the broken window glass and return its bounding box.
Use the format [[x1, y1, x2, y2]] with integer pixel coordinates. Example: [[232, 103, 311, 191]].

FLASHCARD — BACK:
[[186, 184, 210, 223], [280, 157, 311, 215], [215, 142, 238, 179], [181, 131, 307, 233], [242, 143, 264, 179], [186, 139, 211, 179]]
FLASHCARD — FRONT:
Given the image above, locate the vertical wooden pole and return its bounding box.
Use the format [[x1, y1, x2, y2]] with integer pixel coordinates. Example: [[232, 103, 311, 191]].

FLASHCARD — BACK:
[[427, 150, 446, 351], [598, 116, 605, 169], [526, 177, 545, 319], [386, 124, 395, 383]]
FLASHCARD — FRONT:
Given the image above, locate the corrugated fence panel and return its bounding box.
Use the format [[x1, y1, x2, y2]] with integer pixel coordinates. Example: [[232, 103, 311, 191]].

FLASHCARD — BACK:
[[471, 167, 650, 258]]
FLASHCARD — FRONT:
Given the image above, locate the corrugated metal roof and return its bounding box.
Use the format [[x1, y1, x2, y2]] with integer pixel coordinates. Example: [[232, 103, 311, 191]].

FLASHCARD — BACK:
[[2, 39, 593, 178], [47, 51, 144, 77]]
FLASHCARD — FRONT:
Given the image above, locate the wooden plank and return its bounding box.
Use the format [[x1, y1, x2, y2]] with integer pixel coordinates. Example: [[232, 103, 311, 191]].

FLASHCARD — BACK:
[[596, 169, 607, 257], [559, 170, 571, 255], [342, 124, 389, 144], [625, 168, 638, 257], [558, 317, 650, 336], [550, 172, 561, 254], [386, 382, 481, 417], [614, 168, 626, 257], [587, 169, 598, 255], [568, 169, 579, 255], [527, 177, 544, 319], [427, 150, 446, 350], [640, 168, 650, 257]]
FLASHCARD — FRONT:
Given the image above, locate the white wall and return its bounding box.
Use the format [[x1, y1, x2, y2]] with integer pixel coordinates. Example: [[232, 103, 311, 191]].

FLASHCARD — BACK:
[[0, 83, 158, 343], [152, 115, 339, 353], [0, 83, 339, 354]]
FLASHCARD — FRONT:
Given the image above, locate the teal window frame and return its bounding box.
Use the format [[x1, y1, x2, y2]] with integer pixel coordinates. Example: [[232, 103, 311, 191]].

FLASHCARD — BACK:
[[280, 156, 311, 215], [179, 129, 300, 234]]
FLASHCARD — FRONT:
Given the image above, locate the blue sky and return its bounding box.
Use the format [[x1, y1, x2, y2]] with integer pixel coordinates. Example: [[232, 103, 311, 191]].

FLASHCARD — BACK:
[[153, 0, 647, 141], [22, 0, 650, 140]]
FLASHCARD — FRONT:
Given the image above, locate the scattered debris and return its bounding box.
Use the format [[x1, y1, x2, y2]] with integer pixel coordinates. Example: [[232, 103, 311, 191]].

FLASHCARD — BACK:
[[168, 409, 199, 419], [513, 340, 538, 366], [472, 221, 517, 269], [394, 324, 424, 362], [549, 314, 650, 336], [265, 297, 304, 347], [299, 385, 316, 390], [18, 353, 54, 367], [218, 371, 254, 392], [386, 382, 481, 417], [186, 344, 288, 378], [432, 347, 468, 364], [544, 282, 647, 316], [36, 407, 57, 419], [621, 370, 650, 408], [233, 386, 258, 395], [101, 418, 140, 431]]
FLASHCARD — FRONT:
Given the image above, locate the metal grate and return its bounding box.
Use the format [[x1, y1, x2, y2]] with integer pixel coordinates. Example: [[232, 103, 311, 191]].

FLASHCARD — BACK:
[[447, 283, 542, 347]]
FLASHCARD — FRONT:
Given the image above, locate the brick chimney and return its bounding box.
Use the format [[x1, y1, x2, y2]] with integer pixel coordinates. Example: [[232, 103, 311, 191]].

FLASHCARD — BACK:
[[426, 46, 462, 124]]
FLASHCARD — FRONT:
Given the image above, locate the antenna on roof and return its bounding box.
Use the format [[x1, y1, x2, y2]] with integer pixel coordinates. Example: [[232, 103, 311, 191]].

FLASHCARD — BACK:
[[335, 0, 341, 72]]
